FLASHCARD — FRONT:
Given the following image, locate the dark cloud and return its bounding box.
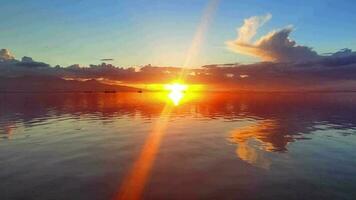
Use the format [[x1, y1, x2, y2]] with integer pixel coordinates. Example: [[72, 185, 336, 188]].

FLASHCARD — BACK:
[[21, 56, 34, 63], [1, 47, 356, 91], [16, 56, 50, 68], [100, 58, 114, 61]]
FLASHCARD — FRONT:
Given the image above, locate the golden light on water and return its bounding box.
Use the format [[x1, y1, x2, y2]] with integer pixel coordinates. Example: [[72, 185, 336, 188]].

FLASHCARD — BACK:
[[168, 91, 183, 105]]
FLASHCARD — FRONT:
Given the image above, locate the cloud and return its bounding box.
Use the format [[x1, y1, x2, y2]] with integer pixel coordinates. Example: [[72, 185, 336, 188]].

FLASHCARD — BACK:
[[100, 58, 114, 61], [235, 13, 272, 44], [0, 49, 15, 61], [1, 47, 356, 91], [227, 14, 320, 62], [21, 56, 34, 63]]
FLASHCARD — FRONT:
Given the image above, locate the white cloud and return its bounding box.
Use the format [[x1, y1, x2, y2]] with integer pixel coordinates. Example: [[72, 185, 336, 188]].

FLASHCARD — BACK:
[[227, 14, 320, 62], [0, 49, 15, 61], [235, 13, 272, 44]]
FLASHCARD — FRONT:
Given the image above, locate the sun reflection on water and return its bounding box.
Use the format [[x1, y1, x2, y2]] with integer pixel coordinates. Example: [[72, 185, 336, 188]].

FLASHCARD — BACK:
[[168, 90, 184, 106]]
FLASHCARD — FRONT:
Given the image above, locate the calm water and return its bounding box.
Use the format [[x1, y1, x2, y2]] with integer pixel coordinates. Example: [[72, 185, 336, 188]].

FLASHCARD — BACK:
[[1, 92, 356, 200]]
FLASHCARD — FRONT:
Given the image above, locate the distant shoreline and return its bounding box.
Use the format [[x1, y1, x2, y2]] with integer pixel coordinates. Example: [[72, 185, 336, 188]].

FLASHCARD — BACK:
[[1, 90, 356, 94]]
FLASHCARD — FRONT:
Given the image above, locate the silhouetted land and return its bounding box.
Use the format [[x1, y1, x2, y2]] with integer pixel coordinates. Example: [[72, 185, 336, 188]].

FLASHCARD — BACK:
[[0, 76, 140, 93]]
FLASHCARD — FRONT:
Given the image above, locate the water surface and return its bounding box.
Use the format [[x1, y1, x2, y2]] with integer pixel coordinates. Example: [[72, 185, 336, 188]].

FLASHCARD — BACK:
[[1, 92, 356, 200]]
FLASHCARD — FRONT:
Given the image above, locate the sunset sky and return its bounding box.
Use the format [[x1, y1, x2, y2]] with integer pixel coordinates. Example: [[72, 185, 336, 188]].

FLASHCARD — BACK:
[[1, 0, 356, 67]]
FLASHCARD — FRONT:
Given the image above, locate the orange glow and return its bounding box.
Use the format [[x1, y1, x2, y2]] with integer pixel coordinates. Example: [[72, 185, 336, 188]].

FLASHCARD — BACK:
[[126, 83, 204, 92]]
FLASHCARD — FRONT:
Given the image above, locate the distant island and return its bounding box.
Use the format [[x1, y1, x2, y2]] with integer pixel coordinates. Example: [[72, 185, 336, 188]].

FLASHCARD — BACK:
[[0, 76, 141, 93]]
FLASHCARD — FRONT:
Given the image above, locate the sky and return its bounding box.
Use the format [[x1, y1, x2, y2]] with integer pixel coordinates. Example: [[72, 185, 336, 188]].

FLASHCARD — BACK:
[[1, 0, 356, 67]]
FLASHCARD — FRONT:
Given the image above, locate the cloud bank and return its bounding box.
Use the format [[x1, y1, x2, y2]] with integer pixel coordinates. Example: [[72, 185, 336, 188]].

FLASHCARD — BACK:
[[2, 30, 356, 92], [227, 14, 320, 62]]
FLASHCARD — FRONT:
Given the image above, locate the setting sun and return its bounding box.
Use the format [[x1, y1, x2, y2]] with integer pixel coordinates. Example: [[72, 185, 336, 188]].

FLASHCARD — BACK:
[[164, 83, 188, 106], [164, 83, 188, 93]]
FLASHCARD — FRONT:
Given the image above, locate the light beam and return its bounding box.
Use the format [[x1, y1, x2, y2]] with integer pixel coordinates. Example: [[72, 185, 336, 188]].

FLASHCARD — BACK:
[[115, 1, 219, 199]]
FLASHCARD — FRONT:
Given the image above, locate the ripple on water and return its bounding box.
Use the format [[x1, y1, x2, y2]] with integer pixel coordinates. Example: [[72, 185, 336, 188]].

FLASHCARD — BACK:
[[1, 93, 356, 199]]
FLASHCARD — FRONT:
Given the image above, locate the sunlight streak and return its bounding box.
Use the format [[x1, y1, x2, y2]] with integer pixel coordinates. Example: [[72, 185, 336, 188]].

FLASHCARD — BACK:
[[115, 106, 172, 200], [178, 0, 220, 80], [115, 1, 219, 199]]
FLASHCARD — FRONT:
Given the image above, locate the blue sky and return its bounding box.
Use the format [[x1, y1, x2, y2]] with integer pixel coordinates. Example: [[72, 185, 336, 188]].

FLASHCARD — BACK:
[[1, 0, 356, 67]]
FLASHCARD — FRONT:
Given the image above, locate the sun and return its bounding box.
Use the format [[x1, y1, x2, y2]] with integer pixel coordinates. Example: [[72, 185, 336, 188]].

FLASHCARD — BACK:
[[164, 83, 188, 93], [164, 83, 188, 106]]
